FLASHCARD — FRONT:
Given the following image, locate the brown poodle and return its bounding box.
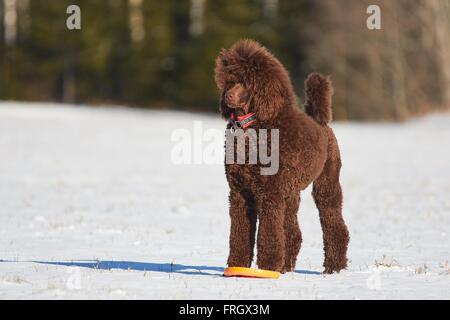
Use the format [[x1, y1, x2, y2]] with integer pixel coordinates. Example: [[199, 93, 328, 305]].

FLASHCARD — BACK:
[[214, 39, 350, 274]]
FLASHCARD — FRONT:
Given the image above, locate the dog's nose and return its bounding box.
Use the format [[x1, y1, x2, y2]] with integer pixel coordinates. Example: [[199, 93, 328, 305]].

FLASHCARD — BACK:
[[226, 91, 234, 102]]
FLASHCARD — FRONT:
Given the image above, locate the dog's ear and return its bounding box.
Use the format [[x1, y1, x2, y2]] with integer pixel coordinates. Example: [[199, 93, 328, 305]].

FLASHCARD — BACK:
[[252, 76, 285, 122], [215, 48, 233, 119], [219, 95, 232, 120], [214, 48, 228, 91]]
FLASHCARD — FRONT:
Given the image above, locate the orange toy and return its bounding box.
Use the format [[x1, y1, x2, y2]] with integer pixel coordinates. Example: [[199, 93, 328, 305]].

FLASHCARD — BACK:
[[223, 267, 280, 279]]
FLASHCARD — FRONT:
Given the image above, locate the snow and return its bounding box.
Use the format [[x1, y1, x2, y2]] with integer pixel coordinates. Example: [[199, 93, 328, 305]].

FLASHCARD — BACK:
[[0, 101, 449, 299]]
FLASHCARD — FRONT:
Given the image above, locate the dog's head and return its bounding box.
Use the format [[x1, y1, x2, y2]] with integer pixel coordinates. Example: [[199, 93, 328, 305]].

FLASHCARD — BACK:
[[214, 39, 296, 122]]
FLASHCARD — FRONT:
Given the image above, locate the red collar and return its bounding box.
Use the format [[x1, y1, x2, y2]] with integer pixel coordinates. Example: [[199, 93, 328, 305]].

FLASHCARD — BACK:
[[228, 112, 257, 129]]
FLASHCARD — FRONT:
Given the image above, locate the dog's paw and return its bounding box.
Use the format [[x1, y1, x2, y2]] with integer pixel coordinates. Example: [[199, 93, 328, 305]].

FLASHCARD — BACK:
[[323, 266, 346, 274], [281, 266, 295, 274]]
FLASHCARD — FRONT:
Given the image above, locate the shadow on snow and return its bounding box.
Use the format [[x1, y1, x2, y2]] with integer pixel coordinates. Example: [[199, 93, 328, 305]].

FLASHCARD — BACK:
[[0, 259, 322, 276]]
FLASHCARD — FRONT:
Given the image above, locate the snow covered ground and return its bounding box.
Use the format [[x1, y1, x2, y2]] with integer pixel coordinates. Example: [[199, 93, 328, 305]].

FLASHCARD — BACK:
[[0, 101, 449, 299]]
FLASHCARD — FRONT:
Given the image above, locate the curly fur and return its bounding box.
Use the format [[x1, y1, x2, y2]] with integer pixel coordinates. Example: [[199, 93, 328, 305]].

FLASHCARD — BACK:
[[215, 39, 297, 122], [304, 73, 334, 125], [215, 39, 349, 274]]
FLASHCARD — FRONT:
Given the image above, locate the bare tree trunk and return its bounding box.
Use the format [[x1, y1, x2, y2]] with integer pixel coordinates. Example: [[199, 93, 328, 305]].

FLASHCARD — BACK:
[[63, 52, 76, 103], [4, 0, 17, 46], [17, 0, 30, 36], [189, 0, 205, 37], [129, 0, 145, 43], [0, 0, 4, 45], [387, 1, 409, 120], [430, 0, 450, 107], [263, 0, 278, 21]]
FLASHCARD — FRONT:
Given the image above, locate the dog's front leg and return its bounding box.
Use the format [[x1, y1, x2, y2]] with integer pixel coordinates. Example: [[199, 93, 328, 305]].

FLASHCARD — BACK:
[[256, 195, 286, 272], [227, 190, 257, 268]]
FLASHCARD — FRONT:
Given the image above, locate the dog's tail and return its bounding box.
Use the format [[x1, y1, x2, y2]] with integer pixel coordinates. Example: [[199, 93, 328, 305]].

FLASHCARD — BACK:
[[304, 73, 333, 126]]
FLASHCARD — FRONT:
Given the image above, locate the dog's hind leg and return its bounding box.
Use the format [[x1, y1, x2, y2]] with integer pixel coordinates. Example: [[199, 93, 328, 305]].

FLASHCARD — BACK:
[[227, 190, 257, 268], [312, 132, 350, 274], [282, 193, 302, 273]]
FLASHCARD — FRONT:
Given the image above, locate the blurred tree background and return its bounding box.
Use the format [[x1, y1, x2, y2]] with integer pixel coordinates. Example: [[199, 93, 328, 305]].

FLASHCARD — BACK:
[[0, 0, 449, 121]]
